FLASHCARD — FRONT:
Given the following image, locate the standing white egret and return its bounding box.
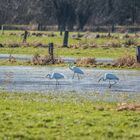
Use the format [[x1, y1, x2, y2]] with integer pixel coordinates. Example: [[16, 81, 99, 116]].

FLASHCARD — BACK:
[[46, 72, 65, 85], [98, 73, 119, 88], [69, 64, 84, 79]]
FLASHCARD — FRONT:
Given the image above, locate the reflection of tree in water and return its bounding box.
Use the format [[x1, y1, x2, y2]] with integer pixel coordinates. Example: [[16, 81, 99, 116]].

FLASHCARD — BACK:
[[3, 72, 14, 86]]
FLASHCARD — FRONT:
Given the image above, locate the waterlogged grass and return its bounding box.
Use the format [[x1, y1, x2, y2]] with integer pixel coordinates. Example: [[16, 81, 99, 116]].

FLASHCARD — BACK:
[[0, 92, 140, 140], [0, 60, 140, 70], [1, 60, 140, 70], [0, 47, 135, 58], [1, 59, 140, 70]]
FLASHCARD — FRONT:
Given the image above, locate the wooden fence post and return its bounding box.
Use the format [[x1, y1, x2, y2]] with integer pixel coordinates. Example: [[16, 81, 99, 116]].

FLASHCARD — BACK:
[[22, 30, 28, 43], [136, 46, 140, 63], [48, 43, 54, 64], [1, 25, 4, 35], [63, 30, 69, 47]]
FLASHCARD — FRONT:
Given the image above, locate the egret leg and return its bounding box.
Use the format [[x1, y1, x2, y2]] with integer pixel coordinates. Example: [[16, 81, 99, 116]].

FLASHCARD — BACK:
[[46, 77, 50, 87], [72, 73, 75, 79], [109, 80, 111, 88], [98, 77, 103, 83], [109, 80, 117, 88], [79, 74, 82, 80], [56, 80, 61, 88], [112, 80, 117, 86], [56, 80, 59, 86], [77, 74, 80, 80], [79, 74, 83, 80], [58, 81, 60, 86]]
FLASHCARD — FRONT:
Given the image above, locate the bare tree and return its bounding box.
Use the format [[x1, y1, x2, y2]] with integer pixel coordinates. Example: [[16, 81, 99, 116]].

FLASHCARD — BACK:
[[0, 0, 140, 30], [51, 0, 76, 31], [76, 0, 95, 30]]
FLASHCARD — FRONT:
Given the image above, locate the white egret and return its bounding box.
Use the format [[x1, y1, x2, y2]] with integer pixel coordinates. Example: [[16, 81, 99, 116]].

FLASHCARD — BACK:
[[46, 72, 65, 85], [98, 73, 119, 88], [69, 64, 84, 79]]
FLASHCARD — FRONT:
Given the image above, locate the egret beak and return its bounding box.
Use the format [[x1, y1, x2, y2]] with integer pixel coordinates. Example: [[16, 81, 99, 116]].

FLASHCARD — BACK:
[[109, 81, 117, 88], [46, 74, 50, 78], [98, 77, 103, 83]]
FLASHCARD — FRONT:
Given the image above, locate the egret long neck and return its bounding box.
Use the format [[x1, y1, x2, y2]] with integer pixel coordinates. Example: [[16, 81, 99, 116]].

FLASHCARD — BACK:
[[47, 74, 52, 79], [69, 64, 73, 71]]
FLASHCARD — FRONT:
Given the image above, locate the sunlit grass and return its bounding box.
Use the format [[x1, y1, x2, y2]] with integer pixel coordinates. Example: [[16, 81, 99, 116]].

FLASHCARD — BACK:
[[0, 60, 31, 66], [0, 30, 138, 58], [0, 47, 135, 58], [0, 92, 140, 140]]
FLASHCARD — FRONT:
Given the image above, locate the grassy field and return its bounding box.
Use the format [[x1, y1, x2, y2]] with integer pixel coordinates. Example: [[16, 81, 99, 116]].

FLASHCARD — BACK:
[[0, 47, 135, 58], [0, 92, 140, 140], [0, 30, 138, 58]]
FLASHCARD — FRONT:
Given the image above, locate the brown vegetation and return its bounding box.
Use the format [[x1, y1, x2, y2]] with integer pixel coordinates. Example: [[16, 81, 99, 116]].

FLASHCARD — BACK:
[[123, 39, 137, 47], [76, 57, 96, 66], [0, 44, 4, 48], [31, 32, 57, 37], [32, 54, 64, 65], [73, 55, 140, 69], [1, 43, 48, 48], [8, 55, 16, 63], [117, 103, 140, 111], [113, 55, 137, 67], [8, 32, 57, 38]]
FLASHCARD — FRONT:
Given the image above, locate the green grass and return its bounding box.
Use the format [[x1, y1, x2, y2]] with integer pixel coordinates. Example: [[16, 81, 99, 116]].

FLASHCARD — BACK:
[[0, 47, 135, 58], [0, 92, 140, 140], [0, 30, 138, 58], [0, 60, 32, 66]]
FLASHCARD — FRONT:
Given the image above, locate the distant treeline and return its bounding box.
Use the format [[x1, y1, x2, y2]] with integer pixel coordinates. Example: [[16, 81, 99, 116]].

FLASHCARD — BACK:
[[0, 0, 140, 31]]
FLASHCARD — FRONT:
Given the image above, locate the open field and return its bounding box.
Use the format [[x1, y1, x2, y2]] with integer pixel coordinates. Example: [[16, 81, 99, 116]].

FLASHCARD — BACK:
[[0, 92, 140, 140], [1, 1, 140, 139], [0, 30, 140, 140], [0, 30, 138, 58]]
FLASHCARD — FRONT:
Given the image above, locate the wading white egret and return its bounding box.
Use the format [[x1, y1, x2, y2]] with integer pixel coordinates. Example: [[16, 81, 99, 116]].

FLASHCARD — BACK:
[[69, 64, 84, 79], [46, 72, 65, 85], [98, 73, 119, 88]]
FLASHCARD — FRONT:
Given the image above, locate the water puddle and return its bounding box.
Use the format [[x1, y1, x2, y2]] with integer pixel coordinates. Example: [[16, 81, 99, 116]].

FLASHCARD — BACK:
[[0, 54, 114, 64], [0, 66, 139, 96]]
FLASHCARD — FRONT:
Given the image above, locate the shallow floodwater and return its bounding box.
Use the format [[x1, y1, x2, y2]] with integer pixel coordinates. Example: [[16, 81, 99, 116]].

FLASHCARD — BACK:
[[0, 66, 140, 95], [0, 54, 114, 64]]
